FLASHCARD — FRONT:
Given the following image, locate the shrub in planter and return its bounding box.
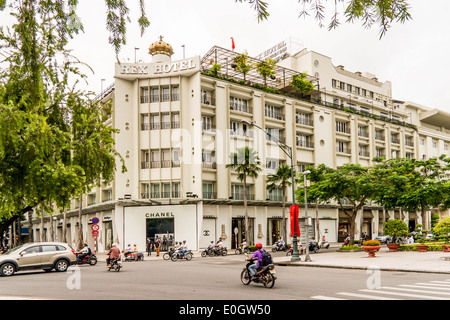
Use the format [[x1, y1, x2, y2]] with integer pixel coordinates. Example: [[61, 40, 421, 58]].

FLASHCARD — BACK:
[[384, 219, 408, 251]]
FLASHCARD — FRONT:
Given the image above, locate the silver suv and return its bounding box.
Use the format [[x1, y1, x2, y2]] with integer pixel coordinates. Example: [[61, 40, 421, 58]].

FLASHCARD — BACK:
[[0, 242, 77, 276]]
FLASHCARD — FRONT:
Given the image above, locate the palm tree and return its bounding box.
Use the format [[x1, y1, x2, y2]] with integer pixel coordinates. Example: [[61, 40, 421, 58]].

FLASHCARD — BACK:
[[266, 164, 294, 242], [226, 147, 262, 245]]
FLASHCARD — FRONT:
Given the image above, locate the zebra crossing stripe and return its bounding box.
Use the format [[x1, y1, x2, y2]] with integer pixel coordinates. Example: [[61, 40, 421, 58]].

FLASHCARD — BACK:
[[359, 289, 449, 300], [381, 286, 450, 296], [337, 292, 400, 300], [310, 295, 347, 300]]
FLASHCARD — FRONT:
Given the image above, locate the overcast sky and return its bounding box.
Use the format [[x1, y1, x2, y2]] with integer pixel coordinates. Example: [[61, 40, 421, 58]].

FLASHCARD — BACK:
[[2, 0, 449, 113]]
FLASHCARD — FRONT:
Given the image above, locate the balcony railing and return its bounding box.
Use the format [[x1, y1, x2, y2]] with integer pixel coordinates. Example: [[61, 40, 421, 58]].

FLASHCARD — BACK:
[[375, 133, 385, 141], [230, 193, 255, 200], [296, 140, 314, 148], [202, 192, 217, 199], [202, 97, 216, 106], [202, 162, 217, 169], [295, 116, 314, 126], [337, 147, 352, 154]]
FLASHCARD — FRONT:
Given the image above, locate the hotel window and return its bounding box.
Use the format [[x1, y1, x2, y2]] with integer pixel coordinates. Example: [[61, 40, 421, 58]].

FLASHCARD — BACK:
[[202, 183, 215, 199], [432, 140, 437, 148], [171, 86, 179, 101], [355, 87, 360, 95], [231, 184, 252, 200], [161, 149, 171, 168], [360, 106, 370, 115], [141, 183, 150, 199], [358, 125, 369, 138], [150, 87, 159, 102], [172, 113, 180, 129], [172, 149, 180, 167], [140, 87, 149, 103], [161, 87, 170, 102], [419, 138, 425, 145], [150, 114, 160, 130], [369, 91, 374, 99], [230, 96, 249, 113], [337, 141, 350, 154], [339, 82, 345, 90], [230, 121, 249, 137], [172, 182, 180, 198], [296, 134, 312, 148], [266, 158, 279, 170], [347, 84, 352, 92], [266, 127, 282, 142], [161, 113, 171, 129], [296, 112, 312, 126], [265, 104, 284, 120], [151, 150, 160, 168], [358, 145, 370, 157], [161, 183, 171, 198], [151, 183, 160, 198], [445, 143, 449, 151], [332, 79, 337, 88], [267, 187, 283, 202], [361, 89, 367, 97], [141, 150, 150, 169], [202, 116, 213, 130], [376, 148, 385, 158], [141, 114, 149, 131], [336, 121, 349, 134]]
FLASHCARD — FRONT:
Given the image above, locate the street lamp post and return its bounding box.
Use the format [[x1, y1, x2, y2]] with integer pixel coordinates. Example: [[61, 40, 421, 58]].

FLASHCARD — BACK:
[[303, 170, 311, 262], [241, 120, 301, 261]]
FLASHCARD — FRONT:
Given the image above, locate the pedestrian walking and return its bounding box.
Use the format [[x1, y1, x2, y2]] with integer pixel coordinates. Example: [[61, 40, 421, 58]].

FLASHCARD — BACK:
[[155, 237, 160, 256]]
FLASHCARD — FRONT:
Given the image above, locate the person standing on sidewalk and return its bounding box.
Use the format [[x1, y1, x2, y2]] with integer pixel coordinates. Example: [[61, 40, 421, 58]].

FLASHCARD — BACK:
[[155, 237, 160, 256], [146, 238, 153, 256]]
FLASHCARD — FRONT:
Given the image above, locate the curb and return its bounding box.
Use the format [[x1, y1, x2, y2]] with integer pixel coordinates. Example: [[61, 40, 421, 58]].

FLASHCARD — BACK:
[[273, 261, 450, 274]]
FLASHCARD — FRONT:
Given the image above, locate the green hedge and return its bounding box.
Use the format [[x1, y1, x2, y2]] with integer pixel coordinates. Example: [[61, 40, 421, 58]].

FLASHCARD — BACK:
[[399, 243, 447, 251]]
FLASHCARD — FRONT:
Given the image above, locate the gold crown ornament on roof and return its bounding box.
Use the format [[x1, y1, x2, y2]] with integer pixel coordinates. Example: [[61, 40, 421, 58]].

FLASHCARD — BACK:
[[149, 35, 174, 57]]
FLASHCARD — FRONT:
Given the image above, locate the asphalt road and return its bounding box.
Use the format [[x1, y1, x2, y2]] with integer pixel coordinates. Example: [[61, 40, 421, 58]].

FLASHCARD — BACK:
[[1, 251, 450, 303]]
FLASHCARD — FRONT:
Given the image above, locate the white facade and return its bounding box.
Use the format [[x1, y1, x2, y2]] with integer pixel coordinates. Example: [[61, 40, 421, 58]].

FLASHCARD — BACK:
[[28, 40, 450, 252]]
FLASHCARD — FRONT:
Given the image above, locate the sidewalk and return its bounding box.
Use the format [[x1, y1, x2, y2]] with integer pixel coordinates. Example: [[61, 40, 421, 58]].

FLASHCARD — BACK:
[[93, 244, 450, 275], [273, 244, 450, 274]]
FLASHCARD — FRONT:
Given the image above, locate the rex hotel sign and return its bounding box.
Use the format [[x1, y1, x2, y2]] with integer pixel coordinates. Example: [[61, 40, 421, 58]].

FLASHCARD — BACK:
[[118, 57, 199, 78]]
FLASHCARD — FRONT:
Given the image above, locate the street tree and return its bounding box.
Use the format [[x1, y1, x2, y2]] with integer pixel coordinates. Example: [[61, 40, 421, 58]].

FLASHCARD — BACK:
[[266, 164, 295, 242], [226, 147, 262, 245]]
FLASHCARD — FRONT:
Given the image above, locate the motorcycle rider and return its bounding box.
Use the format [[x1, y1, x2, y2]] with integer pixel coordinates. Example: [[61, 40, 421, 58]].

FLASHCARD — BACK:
[[77, 243, 90, 261], [276, 237, 285, 250], [246, 243, 264, 280], [180, 240, 188, 258], [309, 237, 318, 252], [106, 243, 121, 267]]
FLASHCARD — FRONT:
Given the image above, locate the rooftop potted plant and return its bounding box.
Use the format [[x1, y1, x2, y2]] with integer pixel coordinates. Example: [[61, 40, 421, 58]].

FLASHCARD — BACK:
[[383, 219, 409, 252], [362, 240, 381, 258]]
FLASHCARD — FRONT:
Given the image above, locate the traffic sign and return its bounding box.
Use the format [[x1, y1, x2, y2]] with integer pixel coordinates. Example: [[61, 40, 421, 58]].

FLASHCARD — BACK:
[[92, 217, 99, 224], [92, 230, 99, 237], [91, 224, 99, 231]]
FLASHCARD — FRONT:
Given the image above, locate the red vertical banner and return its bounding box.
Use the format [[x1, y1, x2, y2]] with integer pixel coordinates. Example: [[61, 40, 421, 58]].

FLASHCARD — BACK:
[[290, 205, 300, 237]]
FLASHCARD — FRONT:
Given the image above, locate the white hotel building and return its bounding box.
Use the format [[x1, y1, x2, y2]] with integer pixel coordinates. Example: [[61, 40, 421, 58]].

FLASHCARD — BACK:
[[31, 38, 450, 252]]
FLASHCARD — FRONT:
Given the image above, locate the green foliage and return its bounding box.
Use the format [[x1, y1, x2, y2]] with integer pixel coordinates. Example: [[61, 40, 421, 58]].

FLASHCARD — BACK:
[[233, 51, 253, 81], [339, 245, 361, 251], [383, 219, 409, 240], [255, 58, 276, 86], [210, 63, 221, 76], [433, 217, 450, 236], [291, 73, 315, 97], [362, 240, 380, 246]]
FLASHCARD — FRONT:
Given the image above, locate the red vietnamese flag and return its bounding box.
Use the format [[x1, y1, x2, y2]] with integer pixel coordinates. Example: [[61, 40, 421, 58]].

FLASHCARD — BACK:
[[290, 205, 300, 237], [231, 37, 235, 51]]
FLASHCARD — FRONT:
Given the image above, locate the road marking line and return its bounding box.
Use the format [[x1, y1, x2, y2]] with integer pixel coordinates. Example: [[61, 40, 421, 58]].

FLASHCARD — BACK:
[[413, 282, 450, 288], [400, 284, 450, 291], [359, 289, 448, 300], [337, 292, 401, 300], [381, 286, 450, 296], [310, 295, 347, 300]]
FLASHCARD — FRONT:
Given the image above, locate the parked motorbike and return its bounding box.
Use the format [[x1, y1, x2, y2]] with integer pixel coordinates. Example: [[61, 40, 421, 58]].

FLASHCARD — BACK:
[[171, 249, 193, 262], [286, 246, 304, 256], [123, 251, 144, 262], [271, 243, 287, 252], [240, 255, 276, 288], [235, 245, 250, 255], [106, 256, 122, 272], [76, 253, 98, 266]]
